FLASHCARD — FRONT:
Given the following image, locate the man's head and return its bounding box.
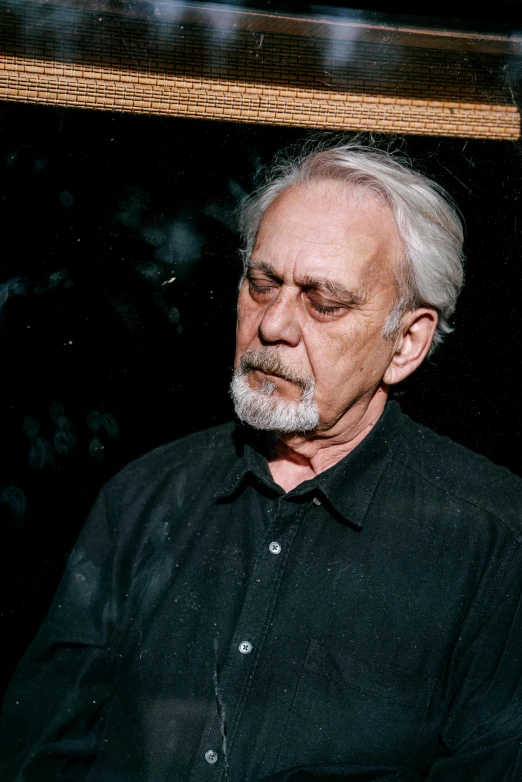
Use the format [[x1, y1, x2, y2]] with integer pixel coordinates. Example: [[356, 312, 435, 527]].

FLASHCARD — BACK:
[[231, 142, 464, 437]]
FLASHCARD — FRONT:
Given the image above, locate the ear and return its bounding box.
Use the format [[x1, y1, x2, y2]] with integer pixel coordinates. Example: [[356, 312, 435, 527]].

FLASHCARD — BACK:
[[383, 309, 438, 386]]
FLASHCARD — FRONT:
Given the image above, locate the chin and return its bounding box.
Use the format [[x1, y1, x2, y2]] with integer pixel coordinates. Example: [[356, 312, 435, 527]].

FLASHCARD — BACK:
[[230, 371, 320, 434]]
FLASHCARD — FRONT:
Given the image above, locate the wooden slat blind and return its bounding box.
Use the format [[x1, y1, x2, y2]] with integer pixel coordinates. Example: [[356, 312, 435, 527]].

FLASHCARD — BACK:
[[1, 0, 521, 138]]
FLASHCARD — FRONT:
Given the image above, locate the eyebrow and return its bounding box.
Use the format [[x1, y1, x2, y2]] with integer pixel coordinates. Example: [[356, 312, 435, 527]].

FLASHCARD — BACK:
[[246, 259, 367, 307]]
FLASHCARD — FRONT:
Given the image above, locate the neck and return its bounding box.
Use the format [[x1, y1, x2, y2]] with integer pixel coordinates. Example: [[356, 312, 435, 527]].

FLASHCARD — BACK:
[[267, 386, 388, 493]]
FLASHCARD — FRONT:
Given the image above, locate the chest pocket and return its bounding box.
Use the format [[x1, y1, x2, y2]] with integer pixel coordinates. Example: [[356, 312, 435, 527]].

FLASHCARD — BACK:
[[276, 637, 435, 774]]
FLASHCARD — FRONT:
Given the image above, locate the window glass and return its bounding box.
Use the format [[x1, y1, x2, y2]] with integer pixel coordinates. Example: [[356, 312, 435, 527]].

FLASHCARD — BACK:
[[1, 2, 522, 778]]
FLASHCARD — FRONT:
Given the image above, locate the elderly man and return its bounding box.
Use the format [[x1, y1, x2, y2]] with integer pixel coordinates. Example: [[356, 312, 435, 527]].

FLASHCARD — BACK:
[[2, 143, 522, 782]]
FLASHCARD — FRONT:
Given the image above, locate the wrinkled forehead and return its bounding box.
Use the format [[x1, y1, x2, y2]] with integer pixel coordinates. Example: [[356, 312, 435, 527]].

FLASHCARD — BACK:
[[254, 180, 402, 287]]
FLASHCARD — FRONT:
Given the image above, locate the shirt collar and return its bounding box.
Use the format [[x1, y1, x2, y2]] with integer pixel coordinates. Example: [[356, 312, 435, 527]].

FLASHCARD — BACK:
[[216, 401, 404, 529], [215, 427, 282, 500]]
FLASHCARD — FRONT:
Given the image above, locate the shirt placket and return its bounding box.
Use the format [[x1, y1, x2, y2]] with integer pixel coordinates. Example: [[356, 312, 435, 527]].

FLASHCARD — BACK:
[[188, 496, 305, 782]]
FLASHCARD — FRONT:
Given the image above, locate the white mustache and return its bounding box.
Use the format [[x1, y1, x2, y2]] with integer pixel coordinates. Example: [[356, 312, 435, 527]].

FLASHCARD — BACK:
[[238, 348, 313, 392]]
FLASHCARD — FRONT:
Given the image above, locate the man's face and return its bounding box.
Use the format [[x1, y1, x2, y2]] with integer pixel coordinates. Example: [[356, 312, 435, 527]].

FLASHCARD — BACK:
[[234, 180, 402, 434]]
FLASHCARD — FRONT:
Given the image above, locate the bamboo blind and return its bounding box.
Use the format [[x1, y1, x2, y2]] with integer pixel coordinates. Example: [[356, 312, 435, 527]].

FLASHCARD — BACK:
[[1, 0, 521, 139]]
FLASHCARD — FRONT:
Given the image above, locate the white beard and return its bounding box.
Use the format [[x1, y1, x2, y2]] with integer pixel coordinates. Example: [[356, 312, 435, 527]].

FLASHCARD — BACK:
[[230, 348, 320, 434]]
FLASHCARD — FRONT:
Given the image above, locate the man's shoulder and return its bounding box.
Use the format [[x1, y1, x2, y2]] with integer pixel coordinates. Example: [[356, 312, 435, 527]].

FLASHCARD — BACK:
[[105, 421, 238, 498], [139, 421, 237, 466], [399, 410, 522, 541]]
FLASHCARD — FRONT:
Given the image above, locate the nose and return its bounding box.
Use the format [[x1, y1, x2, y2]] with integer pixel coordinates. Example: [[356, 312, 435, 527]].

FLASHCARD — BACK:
[[258, 289, 301, 347]]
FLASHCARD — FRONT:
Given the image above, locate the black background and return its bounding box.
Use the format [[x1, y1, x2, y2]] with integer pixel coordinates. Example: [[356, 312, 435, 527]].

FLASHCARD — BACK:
[[1, 100, 522, 695]]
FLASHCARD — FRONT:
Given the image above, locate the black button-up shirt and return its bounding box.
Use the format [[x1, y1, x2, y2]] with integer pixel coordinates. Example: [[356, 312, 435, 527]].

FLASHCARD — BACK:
[[2, 401, 522, 781]]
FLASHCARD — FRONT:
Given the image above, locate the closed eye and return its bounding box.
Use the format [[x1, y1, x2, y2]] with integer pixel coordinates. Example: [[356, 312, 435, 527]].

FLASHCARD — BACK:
[[247, 276, 279, 294], [309, 300, 343, 316], [245, 269, 352, 319]]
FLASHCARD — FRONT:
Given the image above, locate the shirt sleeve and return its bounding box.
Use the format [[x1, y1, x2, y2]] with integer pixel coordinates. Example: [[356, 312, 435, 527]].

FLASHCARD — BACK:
[[0, 488, 119, 781], [425, 543, 522, 781]]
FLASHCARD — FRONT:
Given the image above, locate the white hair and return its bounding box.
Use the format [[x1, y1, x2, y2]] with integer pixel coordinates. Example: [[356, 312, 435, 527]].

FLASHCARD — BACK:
[[238, 140, 465, 354]]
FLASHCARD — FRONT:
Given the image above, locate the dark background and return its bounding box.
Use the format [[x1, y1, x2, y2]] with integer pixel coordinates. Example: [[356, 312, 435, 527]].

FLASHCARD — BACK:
[[1, 99, 522, 695]]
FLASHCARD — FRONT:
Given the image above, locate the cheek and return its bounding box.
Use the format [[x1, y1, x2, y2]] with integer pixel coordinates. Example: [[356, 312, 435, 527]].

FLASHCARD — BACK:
[[301, 326, 347, 384], [236, 295, 261, 349], [304, 319, 388, 387]]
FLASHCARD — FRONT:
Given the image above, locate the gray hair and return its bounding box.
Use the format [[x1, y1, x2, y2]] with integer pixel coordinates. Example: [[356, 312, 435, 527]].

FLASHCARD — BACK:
[[238, 140, 465, 354]]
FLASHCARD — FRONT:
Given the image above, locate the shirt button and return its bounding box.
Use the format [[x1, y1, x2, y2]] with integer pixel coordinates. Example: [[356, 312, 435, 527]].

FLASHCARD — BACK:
[[239, 640, 253, 654], [312, 496, 322, 506], [269, 541, 281, 554], [205, 750, 218, 764]]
